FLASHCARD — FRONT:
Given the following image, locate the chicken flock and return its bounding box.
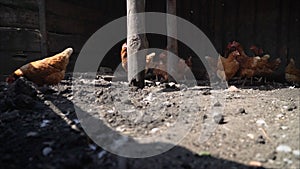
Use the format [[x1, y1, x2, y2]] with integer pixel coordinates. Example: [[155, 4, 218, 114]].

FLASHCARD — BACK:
[[205, 41, 284, 85], [121, 42, 192, 82], [4, 40, 300, 87], [121, 41, 299, 85]]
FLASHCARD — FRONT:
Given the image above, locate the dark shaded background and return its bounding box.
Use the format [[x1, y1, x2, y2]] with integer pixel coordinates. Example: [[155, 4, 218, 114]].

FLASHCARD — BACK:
[[0, 0, 299, 80]]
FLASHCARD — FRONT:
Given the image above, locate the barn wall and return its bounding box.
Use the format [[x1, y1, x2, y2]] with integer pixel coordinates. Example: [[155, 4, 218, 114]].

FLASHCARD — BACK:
[[0, 0, 299, 80]]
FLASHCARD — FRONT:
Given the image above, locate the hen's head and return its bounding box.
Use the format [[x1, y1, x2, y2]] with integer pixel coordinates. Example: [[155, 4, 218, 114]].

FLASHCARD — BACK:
[[122, 43, 127, 50], [250, 45, 264, 56], [231, 50, 240, 57], [159, 51, 167, 63], [185, 56, 192, 67], [229, 41, 241, 48], [61, 48, 73, 59], [249, 45, 257, 51], [289, 58, 295, 66], [121, 43, 127, 58], [228, 41, 245, 55]]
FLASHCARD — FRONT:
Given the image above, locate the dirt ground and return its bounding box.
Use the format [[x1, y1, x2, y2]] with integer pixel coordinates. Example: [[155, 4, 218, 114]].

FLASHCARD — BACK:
[[0, 73, 299, 169]]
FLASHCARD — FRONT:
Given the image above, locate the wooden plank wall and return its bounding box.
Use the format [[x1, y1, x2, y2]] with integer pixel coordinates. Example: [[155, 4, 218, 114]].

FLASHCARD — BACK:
[[0, 0, 115, 77], [176, 0, 300, 79], [0, 0, 299, 80]]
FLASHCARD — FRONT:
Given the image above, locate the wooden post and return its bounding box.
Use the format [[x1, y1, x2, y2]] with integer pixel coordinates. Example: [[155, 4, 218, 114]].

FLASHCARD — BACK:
[[167, 0, 178, 81], [127, 0, 148, 88], [37, 0, 48, 57]]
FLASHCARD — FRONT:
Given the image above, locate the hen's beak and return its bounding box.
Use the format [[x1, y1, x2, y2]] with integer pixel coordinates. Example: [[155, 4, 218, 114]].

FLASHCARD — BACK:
[[64, 48, 73, 56]]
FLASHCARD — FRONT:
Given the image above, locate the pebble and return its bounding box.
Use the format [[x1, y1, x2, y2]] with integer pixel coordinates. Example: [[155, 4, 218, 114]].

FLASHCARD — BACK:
[[280, 126, 288, 130], [283, 158, 293, 164], [213, 101, 222, 107], [40, 120, 51, 128], [276, 144, 292, 153], [26, 131, 38, 137], [247, 133, 255, 139], [213, 114, 225, 124], [254, 153, 267, 162], [97, 150, 107, 159], [249, 161, 262, 167], [226, 85, 240, 92], [163, 101, 172, 107], [237, 108, 246, 114], [42, 147, 53, 156], [283, 103, 297, 111], [202, 90, 211, 95], [256, 135, 266, 144], [150, 128, 159, 134], [88, 144, 97, 151], [276, 113, 285, 119], [256, 119, 267, 127], [292, 150, 300, 158], [73, 119, 80, 124]]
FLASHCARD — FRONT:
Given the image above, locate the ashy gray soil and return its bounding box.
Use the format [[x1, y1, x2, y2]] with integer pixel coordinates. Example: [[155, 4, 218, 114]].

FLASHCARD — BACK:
[[0, 74, 299, 169]]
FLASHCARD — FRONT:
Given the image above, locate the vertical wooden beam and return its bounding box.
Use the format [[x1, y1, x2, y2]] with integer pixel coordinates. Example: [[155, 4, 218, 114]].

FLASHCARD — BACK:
[[37, 0, 48, 57], [234, 0, 240, 39], [220, 0, 226, 54], [276, 0, 283, 58], [213, 0, 224, 53], [167, 0, 178, 81], [127, 0, 148, 88]]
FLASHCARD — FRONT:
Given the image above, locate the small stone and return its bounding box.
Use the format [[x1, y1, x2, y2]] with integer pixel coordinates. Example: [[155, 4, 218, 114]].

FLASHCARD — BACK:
[[71, 118, 79, 124], [283, 158, 293, 164], [123, 99, 133, 105], [237, 108, 246, 114], [280, 126, 288, 130], [192, 141, 200, 147], [202, 90, 211, 95], [292, 150, 300, 158], [267, 151, 277, 160], [249, 161, 262, 167], [283, 103, 297, 111], [247, 134, 255, 139], [88, 144, 97, 151], [255, 153, 267, 162], [40, 120, 51, 128], [256, 119, 267, 127], [163, 101, 172, 107], [256, 135, 266, 144], [97, 150, 107, 159], [226, 85, 240, 92], [42, 147, 52, 156], [276, 145, 292, 153], [213, 101, 222, 107], [276, 113, 285, 119], [213, 114, 225, 124], [26, 131, 38, 137], [150, 128, 159, 134]]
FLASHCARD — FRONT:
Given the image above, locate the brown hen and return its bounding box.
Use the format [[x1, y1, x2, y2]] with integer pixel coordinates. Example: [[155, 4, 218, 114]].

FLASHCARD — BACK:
[[285, 58, 300, 83], [6, 48, 73, 86], [217, 50, 240, 81], [229, 41, 260, 80]]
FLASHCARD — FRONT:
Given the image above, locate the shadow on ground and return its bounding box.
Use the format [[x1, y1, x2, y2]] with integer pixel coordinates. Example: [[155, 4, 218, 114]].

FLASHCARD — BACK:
[[0, 78, 262, 169]]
